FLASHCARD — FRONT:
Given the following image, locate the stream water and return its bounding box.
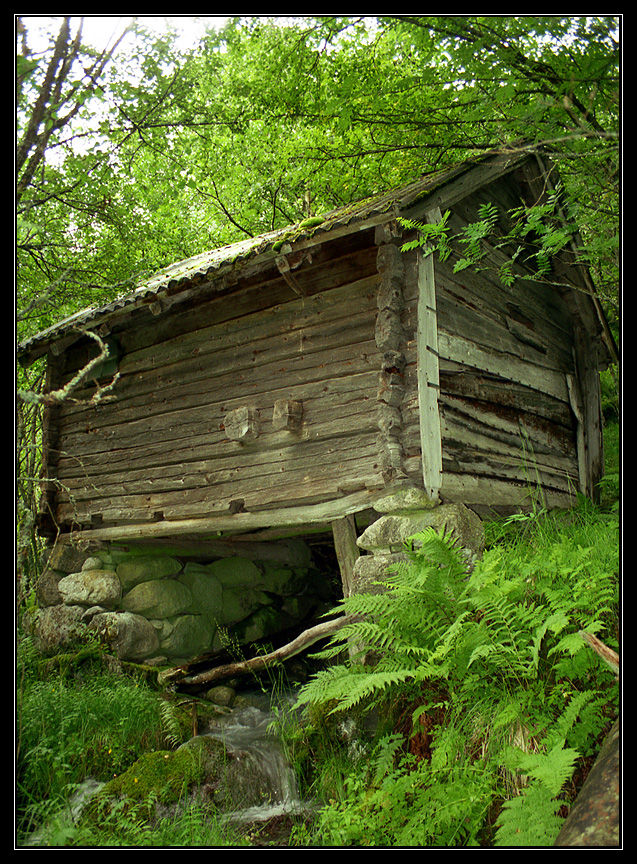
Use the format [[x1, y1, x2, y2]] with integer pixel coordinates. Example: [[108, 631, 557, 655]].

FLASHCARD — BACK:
[[22, 687, 314, 846], [203, 688, 312, 825]]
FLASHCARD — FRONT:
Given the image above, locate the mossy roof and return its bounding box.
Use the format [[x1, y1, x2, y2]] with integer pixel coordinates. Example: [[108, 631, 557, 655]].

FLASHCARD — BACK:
[[16, 150, 525, 365]]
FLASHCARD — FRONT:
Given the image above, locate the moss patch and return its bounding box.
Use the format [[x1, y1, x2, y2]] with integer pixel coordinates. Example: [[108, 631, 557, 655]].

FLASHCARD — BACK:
[[92, 747, 206, 817], [298, 216, 324, 229]]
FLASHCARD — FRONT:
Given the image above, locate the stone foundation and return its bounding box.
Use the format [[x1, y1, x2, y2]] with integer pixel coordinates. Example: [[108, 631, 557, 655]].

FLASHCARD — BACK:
[[30, 498, 486, 666], [31, 539, 332, 664]]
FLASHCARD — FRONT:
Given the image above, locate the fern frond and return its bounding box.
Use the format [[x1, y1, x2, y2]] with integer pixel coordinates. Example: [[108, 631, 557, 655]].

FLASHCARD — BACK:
[[159, 699, 183, 749], [371, 734, 404, 784], [495, 782, 565, 846], [548, 690, 597, 750], [514, 742, 579, 797], [331, 668, 419, 713], [530, 610, 569, 671], [501, 691, 592, 794]]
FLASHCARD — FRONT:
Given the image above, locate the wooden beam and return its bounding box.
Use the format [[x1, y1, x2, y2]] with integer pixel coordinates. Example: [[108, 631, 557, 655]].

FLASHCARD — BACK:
[[416, 212, 443, 500], [331, 514, 360, 598], [567, 341, 604, 503], [59, 489, 381, 543], [399, 151, 530, 222]]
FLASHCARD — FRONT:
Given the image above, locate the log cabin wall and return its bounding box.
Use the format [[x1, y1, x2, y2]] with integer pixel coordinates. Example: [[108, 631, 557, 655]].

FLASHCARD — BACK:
[[24, 150, 614, 542], [399, 171, 582, 513], [49, 228, 391, 536], [434, 252, 580, 512]]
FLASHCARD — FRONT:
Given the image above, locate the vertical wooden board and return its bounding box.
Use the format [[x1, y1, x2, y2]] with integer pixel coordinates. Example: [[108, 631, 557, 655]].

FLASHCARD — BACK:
[[416, 220, 442, 499], [332, 514, 360, 598], [566, 372, 587, 497], [583, 364, 604, 502], [567, 345, 605, 502]]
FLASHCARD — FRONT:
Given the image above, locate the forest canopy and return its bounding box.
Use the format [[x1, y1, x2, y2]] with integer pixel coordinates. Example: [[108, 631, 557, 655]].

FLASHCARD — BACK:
[[16, 14, 620, 343]]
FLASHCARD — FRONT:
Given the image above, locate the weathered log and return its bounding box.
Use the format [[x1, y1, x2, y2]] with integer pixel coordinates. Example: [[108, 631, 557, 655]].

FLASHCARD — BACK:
[[553, 632, 620, 847], [331, 515, 360, 598], [554, 719, 620, 847], [159, 613, 361, 688]]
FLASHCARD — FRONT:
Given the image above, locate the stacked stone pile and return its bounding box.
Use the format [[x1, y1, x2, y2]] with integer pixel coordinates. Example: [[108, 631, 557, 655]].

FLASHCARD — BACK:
[[31, 540, 329, 665], [29, 495, 486, 668], [352, 493, 485, 595]]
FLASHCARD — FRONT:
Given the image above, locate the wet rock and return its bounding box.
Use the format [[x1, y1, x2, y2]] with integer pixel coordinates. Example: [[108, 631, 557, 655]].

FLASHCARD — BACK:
[[207, 557, 262, 588], [122, 579, 192, 619], [351, 552, 409, 595], [35, 567, 63, 607], [218, 587, 272, 627], [81, 556, 106, 571], [116, 556, 182, 592], [89, 610, 160, 661], [31, 604, 86, 653], [155, 613, 214, 658], [205, 685, 236, 707], [373, 487, 439, 513], [179, 565, 224, 624], [357, 502, 485, 559]]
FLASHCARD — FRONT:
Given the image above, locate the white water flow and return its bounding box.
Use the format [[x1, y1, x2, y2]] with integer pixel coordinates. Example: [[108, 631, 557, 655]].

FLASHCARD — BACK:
[[205, 690, 308, 822]]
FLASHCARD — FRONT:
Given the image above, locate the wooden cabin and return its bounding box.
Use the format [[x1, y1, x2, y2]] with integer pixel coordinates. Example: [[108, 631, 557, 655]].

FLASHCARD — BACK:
[[19, 148, 616, 556]]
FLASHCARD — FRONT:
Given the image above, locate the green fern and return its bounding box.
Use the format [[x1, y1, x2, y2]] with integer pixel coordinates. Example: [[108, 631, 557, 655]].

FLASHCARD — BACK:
[[494, 782, 565, 847], [159, 698, 185, 749], [296, 516, 618, 847]]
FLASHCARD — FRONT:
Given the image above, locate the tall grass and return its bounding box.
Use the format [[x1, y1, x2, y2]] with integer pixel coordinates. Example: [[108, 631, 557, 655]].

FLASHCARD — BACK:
[[15, 642, 248, 847], [16, 646, 166, 841]]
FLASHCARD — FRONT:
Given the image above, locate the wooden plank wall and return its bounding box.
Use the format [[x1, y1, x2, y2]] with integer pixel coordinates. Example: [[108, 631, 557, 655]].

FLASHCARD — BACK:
[[50, 236, 388, 532], [399, 174, 581, 511], [43, 168, 591, 533]]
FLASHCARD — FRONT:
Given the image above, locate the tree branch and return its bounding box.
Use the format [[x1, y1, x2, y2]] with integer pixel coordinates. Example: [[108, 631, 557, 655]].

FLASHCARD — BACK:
[[17, 330, 118, 407], [160, 613, 362, 688]]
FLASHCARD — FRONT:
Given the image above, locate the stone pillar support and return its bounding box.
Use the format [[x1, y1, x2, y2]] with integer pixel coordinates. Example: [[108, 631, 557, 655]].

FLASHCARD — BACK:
[[350, 491, 485, 597]]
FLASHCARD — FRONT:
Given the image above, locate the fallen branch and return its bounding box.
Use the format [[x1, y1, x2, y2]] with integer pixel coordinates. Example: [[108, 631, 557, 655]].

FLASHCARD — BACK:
[[579, 630, 619, 676], [160, 613, 361, 689]]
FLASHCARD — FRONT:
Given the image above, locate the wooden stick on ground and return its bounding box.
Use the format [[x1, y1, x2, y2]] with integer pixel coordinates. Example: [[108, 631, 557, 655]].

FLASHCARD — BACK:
[[579, 630, 619, 676], [160, 613, 361, 689]]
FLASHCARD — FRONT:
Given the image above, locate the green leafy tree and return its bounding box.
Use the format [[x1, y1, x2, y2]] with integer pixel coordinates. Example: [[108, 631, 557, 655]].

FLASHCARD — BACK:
[[17, 15, 620, 338]]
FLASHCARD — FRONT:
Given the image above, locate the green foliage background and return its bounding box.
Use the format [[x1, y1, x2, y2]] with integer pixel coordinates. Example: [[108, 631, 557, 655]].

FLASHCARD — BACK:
[[17, 15, 619, 341]]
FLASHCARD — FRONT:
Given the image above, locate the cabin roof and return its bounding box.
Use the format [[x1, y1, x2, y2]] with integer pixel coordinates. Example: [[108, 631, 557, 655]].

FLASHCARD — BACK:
[[17, 146, 615, 367]]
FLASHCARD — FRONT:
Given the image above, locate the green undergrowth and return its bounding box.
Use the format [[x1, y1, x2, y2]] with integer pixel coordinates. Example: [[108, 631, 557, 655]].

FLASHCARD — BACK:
[[291, 490, 619, 847], [15, 642, 243, 847], [15, 421, 621, 847]]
